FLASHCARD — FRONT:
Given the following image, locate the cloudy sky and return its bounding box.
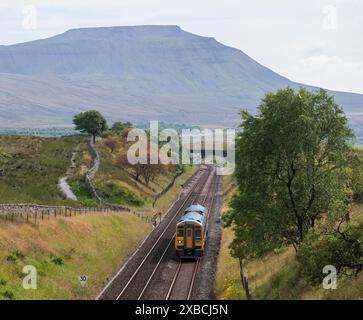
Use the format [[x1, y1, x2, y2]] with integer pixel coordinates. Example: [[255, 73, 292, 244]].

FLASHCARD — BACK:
[[1, 0, 362, 94]]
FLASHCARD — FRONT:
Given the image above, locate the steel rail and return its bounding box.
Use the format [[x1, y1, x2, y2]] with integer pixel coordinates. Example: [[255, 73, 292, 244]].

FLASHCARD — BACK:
[[116, 166, 212, 300], [136, 167, 214, 300], [165, 171, 218, 300]]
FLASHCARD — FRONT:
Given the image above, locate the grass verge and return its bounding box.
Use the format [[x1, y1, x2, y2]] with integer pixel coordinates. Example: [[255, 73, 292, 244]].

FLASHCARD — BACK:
[[0, 212, 151, 300]]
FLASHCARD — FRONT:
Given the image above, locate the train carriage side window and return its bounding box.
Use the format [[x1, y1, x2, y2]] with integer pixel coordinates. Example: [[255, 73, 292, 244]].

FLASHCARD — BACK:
[[177, 229, 184, 237], [195, 229, 201, 240]]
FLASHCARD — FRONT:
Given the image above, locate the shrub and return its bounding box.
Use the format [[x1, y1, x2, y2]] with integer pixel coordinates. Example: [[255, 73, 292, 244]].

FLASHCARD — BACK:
[[297, 225, 363, 286], [13, 250, 25, 260], [1, 290, 15, 300], [103, 137, 120, 153], [51, 256, 64, 266], [6, 255, 17, 263]]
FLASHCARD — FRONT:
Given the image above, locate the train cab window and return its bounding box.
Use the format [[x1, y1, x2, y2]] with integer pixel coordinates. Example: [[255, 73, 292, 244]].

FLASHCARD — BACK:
[[177, 229, 184, 237], [187, 229, 192, 237], [195, 229, 202, 240]]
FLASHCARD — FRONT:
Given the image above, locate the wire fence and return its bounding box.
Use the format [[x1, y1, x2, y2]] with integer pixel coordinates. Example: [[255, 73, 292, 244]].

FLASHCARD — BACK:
[[0, 203, 129, 224], [0, 204, 166, 229], [132, 211, 163, 227]]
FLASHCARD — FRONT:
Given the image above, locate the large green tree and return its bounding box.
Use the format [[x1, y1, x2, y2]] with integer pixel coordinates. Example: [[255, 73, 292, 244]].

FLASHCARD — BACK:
[[73, 110, 108, 143], [224, 87, 355, 259]]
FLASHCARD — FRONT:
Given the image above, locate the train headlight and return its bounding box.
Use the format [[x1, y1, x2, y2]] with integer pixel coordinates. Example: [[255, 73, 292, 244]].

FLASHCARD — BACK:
[[178, 240, 183, 244]]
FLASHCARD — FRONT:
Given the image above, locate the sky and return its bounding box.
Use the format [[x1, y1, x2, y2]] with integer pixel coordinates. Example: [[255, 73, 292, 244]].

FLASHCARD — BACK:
[[0, 0, 362, 94]]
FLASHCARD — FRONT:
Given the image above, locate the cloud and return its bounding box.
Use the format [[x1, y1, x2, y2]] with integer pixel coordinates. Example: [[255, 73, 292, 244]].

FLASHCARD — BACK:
[[294, 55, 363, 93], [299, 55, 345, 69]]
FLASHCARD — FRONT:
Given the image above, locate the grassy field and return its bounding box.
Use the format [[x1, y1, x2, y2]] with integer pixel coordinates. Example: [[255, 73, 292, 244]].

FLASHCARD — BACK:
[[0, 135, 87, 206], [216, 177, 363, 300], [0, 212, 151, 300]]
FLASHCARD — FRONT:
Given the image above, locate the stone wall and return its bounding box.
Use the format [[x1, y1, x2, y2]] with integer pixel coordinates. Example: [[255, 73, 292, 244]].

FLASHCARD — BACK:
[[0, 139, 129, 220], [85, 139, 130, 212], [152, 169, 184, 207]]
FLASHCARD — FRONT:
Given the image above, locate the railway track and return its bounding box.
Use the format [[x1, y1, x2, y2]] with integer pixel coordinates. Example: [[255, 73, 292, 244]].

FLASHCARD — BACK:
[[164, 172, 218, 300], [165, 254, 200, 300], [97, 165, 215, 300], [138, 168, 218, 300]]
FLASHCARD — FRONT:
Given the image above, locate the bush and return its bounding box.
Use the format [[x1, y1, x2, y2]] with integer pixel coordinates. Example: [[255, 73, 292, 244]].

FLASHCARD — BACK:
[[1, 290, 15, 299], [51, 256, 64, 266], [6, 255, 17, 263], [103, 137, 120, 153], [297, 225, 363, 286], [13, 250, 25, 260]]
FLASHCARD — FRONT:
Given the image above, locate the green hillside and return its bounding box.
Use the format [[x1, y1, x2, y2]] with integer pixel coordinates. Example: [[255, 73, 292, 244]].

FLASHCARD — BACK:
[[0, 135, 86, 205], [0, 134, 195, 211]]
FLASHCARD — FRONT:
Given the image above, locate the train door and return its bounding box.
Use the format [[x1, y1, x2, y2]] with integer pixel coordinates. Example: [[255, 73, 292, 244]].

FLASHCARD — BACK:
[[185, 227, 193, 248]]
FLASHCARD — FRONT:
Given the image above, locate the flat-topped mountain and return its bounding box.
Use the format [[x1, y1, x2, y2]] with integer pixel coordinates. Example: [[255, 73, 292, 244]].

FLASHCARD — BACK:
[[0, 25, 362, 128]]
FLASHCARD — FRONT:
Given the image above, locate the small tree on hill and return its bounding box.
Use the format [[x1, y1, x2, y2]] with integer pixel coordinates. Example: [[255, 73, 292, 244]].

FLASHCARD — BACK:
[[111, 121, 132, 135], [73, 110, 108, 143], [116, 150, 166, 186]]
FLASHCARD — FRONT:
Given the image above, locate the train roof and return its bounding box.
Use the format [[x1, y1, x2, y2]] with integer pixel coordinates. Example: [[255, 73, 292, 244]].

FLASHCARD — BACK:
[[177, 211, 206, 226], [185, 204, 207, 214]]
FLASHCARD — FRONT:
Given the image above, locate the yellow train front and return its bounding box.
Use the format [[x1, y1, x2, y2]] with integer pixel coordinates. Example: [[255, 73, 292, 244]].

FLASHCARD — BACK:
[[175, 204, 207, 259]]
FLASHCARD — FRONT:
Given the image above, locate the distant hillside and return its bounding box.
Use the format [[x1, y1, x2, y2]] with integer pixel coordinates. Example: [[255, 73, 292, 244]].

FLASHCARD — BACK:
[[0, 25, 362, 128]]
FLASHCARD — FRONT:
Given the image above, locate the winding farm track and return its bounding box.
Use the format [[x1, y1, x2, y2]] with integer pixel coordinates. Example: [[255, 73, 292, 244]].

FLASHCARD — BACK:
[[97, 165, 221, 300], [59, 146, 79, 201]]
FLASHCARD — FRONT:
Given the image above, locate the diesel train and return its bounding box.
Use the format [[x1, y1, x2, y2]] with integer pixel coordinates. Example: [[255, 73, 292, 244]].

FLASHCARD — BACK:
[[175, 204, 207, 259]]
